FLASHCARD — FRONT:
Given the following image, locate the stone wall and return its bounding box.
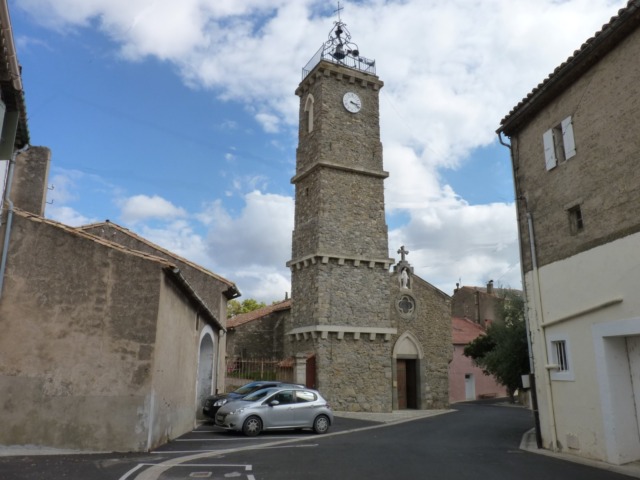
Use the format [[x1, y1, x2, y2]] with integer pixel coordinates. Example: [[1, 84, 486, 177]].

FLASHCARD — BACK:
[[390, 270, 452, 409], [83, 223, 234, 320], [227, 309, 289, 358], [508, 26, 640, 273], [0, 213, 163, 451], [314, 337, 392, 412], [9, 146, 50, 216]]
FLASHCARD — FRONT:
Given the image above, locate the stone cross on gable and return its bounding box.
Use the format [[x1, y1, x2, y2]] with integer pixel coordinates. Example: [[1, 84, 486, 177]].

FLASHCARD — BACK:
[[397, 245, 409, 262]]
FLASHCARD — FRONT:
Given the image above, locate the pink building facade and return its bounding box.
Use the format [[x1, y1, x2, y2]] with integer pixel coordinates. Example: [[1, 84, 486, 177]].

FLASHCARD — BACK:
[[449, 317, 507, 403]]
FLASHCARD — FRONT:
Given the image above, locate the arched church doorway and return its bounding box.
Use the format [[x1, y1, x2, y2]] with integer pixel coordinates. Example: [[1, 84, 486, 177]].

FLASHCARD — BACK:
[[393, 331, 424, 410], [397, 358, 418, 409], [196, 331, 215, 418]]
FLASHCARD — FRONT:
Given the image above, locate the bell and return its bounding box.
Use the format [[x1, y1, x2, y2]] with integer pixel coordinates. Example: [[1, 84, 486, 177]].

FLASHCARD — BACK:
[[333, 43, 346, 60]]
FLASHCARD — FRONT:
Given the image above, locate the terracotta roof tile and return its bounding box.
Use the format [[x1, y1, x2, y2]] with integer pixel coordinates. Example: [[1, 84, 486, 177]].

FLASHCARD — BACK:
[[452, 316, 486, 345], [499, 0, 640, 133], [78, 221, 237, 290], [228, 299, 292, 328]]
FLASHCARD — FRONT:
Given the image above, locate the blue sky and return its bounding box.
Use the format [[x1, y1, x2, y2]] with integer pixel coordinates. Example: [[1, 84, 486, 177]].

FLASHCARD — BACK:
[[9, 0, 626, 302]]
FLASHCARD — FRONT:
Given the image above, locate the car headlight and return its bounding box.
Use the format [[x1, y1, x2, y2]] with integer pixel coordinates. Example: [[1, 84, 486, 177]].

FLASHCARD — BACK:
[[230, 407, 245, 415], [214, 399, 228, 407]]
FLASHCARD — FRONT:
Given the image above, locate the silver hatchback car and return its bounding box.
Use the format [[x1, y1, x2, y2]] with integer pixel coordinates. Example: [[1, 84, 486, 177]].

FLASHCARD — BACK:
[[215, 387, 333, 436]]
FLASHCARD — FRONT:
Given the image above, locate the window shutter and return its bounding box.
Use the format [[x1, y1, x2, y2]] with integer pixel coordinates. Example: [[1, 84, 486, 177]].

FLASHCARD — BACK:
[[543, 129, 557, 170], [561, 116, 576, 159]]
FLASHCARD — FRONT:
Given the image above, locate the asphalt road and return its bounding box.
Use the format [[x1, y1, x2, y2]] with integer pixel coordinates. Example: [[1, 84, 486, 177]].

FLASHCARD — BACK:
[[0, 401, 635, 479]]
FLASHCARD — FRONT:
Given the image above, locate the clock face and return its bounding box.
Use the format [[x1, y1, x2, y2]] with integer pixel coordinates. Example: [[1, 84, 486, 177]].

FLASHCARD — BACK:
[[343, 92, 362, 113]]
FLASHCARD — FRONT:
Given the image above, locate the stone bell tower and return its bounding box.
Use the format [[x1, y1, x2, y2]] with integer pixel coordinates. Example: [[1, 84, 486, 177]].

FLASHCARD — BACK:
[[287, 16, 396, 412]]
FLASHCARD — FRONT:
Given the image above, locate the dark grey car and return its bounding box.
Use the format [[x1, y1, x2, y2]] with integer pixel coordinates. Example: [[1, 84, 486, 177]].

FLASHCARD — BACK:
[[202, 381, 304, 419]]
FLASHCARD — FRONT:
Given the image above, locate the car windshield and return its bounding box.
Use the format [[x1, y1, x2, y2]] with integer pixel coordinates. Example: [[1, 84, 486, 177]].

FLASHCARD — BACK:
[[233, 382, 265, 395], [242, 388, 277, 402]]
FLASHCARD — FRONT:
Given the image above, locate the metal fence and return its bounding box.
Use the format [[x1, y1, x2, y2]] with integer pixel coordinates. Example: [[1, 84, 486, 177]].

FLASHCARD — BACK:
[[225, 357, 294, 391], [302, 44, 376, 80]]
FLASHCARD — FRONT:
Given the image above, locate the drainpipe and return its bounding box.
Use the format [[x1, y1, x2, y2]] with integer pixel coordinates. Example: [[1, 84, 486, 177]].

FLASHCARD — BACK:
[[497, 132, 547, 449], [0, 144, 30, 299], [526, 209, 559, 451]]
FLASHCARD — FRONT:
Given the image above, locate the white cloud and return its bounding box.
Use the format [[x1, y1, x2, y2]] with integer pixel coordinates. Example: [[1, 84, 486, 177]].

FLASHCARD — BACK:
[[255, 112, 280, 133], [136, 219, 212, 268], [21, 0, 627, 298], [45, 205, 95, 226], [201, 190, 293, 268], [118, 194, 188, 223]]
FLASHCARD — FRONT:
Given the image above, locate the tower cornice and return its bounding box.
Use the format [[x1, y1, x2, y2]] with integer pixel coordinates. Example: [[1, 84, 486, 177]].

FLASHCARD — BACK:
[[295, 60, 383, 97], [290, 160, 389, 184], [286, 252, 394, 271]]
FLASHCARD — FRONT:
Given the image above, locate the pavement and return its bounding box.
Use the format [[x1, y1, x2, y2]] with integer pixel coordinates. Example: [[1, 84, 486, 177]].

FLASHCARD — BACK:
[[2, 405, 640, 480], [519, 426, 640, 479], [334, 408, 453, 424]]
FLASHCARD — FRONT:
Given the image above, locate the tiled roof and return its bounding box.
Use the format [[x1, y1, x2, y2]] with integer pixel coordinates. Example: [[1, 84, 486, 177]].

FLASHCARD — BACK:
[[15, 209, 175, 268], [78, 221, 238, 291], [228, 299, 292, 328], [498, 0, 640, 135], [452, 316, 486, 345], [0, 1, 29, 147], [13, 208, 224, 330]]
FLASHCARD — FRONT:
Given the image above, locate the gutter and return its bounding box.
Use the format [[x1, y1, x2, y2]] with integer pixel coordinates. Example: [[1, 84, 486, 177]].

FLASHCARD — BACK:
[[0, 1, 23, 92], [0, 144, 29, 299]]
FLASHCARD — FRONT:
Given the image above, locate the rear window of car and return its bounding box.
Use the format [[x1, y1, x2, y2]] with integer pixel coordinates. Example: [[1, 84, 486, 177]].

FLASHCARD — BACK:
[[295, 390, 317, 403]]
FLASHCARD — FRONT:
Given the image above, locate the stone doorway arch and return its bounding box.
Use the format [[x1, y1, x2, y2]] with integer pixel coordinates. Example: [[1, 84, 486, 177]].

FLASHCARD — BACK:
[[196, 328, 216, 419], [392, 331, 425, 410]]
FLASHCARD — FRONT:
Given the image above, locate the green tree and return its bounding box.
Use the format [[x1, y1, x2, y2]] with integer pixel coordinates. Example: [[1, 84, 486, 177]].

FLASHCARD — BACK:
[[463, 292, 530, 402], [227, 298, 266, 318]]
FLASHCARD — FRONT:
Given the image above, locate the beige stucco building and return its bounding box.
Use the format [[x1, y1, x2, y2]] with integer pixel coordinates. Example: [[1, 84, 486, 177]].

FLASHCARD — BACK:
[[497, 1, 640, 466], [0, 4, 239, 452]]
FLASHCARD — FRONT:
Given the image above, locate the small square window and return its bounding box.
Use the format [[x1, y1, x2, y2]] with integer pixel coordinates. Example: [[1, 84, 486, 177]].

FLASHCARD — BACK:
[[547, 334, 574, 381], [568, 205, 584, 235], [552, 340, 569, 371]]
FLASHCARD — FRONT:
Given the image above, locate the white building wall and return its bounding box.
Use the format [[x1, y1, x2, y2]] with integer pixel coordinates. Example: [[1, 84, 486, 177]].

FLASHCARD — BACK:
[[526, 231, 640, 464]]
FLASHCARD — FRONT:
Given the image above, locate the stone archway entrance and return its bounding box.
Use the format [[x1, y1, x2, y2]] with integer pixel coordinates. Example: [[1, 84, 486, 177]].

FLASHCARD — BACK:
[[196, 333, 215, 418], [393, 331, 424, 410]]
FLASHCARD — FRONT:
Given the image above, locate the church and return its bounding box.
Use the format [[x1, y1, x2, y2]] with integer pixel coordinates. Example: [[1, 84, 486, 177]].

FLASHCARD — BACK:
[[230, 17, 452, 412]]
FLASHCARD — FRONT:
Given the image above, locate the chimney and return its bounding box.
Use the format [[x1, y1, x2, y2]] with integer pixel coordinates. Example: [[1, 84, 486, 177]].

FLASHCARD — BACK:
[[9, 147, 51, 216], [487, 280, 494, 295]]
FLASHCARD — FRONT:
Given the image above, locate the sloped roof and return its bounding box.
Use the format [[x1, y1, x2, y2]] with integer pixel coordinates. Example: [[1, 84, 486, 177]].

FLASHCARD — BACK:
[[452, 316, 486, 345], [228, 299, 292, 328], [78, 221, 239, 293], [498, 0, 640, 135], [12, 208, 224, 330], [0, 1, 29, 147]]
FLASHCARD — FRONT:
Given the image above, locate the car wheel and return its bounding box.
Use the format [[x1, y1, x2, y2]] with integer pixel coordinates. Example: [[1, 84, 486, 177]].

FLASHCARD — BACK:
[[313, 415, 330, 434], [242, 416, 262, 437]]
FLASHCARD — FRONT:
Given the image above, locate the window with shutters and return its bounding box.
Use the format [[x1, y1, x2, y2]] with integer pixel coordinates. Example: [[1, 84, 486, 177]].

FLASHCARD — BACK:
[[543, 116, 576, 171]]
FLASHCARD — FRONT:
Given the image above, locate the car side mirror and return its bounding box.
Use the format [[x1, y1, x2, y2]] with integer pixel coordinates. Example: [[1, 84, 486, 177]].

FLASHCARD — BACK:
[[269, 400, 280, 407]]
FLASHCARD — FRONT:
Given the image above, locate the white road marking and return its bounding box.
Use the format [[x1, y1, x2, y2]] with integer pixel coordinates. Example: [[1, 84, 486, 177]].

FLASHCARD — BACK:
[[118, 463, 252, 480]]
